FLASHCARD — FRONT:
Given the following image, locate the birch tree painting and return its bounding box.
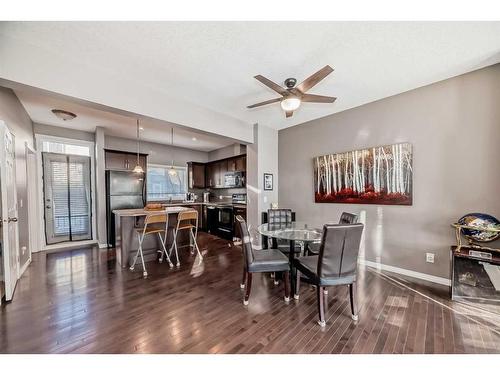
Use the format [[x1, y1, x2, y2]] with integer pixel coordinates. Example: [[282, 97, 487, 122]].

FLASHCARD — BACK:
[[313, 143, 412, 205]]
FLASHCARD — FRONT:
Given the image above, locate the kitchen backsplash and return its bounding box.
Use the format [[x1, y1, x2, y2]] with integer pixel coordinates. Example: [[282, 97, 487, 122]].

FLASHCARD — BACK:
[[189, 187, 246, 203]]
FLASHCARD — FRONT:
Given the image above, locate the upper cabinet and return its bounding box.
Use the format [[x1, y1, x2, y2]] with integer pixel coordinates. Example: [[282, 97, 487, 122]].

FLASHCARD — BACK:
[[105, 150, 147, 171], [188, 162, 206, 189], [189, 154, 246, 189]]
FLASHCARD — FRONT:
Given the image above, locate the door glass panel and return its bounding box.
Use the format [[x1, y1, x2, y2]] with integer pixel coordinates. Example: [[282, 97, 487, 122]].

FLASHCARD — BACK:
[[43, 152, 92, 244]]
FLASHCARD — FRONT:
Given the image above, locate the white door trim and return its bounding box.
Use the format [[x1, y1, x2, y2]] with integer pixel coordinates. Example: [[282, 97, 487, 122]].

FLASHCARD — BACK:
[[35, 134, 97, 250], [25, 143, 38, 257], [0, 120, 19, 302]]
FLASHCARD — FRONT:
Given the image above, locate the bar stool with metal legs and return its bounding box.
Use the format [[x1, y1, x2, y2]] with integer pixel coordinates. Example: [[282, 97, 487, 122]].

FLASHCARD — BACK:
[[130, 212, 174, 277], [168, 209, 203, 265]]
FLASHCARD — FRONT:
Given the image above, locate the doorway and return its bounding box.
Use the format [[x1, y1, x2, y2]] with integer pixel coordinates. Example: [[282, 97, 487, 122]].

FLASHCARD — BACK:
[[35, 135, 97, 249], [0, 120, 20, 302]]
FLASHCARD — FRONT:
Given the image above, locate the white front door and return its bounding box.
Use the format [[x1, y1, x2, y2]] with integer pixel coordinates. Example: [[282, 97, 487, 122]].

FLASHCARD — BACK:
[[0, 120, 19, 302]]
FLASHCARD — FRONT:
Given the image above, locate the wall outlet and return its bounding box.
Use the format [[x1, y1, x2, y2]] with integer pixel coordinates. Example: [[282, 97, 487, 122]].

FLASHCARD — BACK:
[[426, 252, 435, 263]]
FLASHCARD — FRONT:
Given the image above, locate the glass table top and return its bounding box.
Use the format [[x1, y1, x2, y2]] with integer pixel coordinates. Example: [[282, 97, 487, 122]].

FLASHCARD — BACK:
[[257, 221, 323, 242]]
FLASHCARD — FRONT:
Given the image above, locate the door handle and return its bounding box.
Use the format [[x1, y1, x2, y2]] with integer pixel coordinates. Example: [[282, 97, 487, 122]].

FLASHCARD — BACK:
[[8, 217, 18, 223]]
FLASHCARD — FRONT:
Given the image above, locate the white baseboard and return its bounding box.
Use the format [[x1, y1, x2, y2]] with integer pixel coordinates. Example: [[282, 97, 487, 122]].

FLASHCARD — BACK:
[[42, 240, 99, 252], [359, 258, 451, 286]]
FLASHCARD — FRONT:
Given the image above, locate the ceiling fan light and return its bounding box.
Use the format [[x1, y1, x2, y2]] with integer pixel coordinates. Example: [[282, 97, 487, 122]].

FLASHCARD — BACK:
[[280, 97, 301, 111]]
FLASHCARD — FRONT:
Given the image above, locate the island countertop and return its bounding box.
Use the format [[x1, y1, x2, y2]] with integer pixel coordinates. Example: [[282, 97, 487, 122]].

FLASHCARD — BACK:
[[113, 206, 192, 217]]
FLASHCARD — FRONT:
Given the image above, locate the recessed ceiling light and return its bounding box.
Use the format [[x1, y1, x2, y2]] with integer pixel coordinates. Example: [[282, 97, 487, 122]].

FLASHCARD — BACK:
[[192, 137, 197, 141], [51, 109, 77, 121]]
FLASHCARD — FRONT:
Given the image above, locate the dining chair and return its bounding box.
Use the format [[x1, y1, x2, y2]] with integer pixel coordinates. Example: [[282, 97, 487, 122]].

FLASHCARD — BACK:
[[168, 209, 203, 266], [235, 215, 291, 305], [262, 209, 302, 254], [293, 223, 364, 327], [307, 212, 358, 255], [130, 211, 174, 277]]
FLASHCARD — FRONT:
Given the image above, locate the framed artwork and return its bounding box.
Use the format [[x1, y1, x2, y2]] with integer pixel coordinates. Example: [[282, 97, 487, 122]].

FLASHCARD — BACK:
[[264, 173, 273, 191], [313, 142, 413, 205]]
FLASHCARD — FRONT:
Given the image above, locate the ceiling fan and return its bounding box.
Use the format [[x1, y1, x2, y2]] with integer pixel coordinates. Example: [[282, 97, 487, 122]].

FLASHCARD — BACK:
[[247, 65, 336, 118]]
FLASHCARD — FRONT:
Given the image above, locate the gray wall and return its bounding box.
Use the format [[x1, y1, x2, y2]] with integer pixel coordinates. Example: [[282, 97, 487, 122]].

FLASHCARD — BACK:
[[33, 123, 95, 142], [0, 87, 34, 267], [208, 143, 246, 162], [105, 135, 208, 165], [278, 64, 500, 279]]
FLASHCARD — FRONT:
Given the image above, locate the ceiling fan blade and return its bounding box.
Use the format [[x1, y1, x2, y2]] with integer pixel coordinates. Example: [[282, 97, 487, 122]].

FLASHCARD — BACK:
[[285, 110, 293, 118], [254, 75, 287, 95], [301, 94, 337, 103], [296, 65, 334, 93], [247, 97, 282, 109]]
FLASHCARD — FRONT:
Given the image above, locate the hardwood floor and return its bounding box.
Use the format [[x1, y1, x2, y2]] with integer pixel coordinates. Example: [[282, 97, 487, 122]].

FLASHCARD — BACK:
[[1, 232, 499, 354]]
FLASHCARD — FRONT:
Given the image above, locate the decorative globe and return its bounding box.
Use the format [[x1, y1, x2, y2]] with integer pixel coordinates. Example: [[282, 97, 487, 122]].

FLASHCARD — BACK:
[[458, 213, 500, 242]]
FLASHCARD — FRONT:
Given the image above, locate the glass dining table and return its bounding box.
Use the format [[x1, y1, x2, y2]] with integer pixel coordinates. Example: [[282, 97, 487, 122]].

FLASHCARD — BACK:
[[257, 221, 323, 295]]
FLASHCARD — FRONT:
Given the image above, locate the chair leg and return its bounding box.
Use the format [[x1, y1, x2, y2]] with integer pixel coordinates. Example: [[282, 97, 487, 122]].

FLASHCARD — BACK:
[[317, 286, 326, 327], [191, 228, 203, 261], [240, 268, 247, 289], [169, 228, 180, 267], [129, 233, 142, 271], [349, 283, 358, 321], [294, 269, 301, 300], [135, 233, 147, 277], [158, 232, 173, 268], [243, 273, 252, 305], [284, 271, 291, 302]]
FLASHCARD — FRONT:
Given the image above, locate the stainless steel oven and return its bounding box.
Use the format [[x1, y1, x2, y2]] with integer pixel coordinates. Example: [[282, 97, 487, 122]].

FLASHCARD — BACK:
[[224, 172, 245, 188]]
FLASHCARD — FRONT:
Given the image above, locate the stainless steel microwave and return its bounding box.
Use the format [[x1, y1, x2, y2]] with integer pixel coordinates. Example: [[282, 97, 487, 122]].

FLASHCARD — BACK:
[[224, 172, 245, 188]]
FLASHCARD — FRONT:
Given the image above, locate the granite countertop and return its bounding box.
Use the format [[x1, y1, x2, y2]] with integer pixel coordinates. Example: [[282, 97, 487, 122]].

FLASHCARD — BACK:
[[113, 206, 192, 217]]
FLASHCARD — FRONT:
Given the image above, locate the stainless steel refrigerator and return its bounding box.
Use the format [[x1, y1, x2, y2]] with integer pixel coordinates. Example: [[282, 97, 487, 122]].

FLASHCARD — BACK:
[[106, 170, 146, 247]]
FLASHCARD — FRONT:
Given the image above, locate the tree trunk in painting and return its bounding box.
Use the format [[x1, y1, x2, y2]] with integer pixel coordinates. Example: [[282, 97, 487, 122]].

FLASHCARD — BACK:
[[314, 143, 412, 205]]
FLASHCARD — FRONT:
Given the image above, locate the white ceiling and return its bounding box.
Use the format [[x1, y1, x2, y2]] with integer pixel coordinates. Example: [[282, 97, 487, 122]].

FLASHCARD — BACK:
[[2, 21, 500, 132], [15, 88, 236, 151]]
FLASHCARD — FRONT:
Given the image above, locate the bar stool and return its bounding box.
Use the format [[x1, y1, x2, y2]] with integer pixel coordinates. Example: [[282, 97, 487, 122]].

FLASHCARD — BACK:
[[168, 209, 203, 265], [130, 212, 173, 277]]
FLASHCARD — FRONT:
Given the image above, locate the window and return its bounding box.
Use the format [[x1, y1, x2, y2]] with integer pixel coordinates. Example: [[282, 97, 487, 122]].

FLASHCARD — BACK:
[[147, 164, 187, 201], [41, 140, 90, 156]]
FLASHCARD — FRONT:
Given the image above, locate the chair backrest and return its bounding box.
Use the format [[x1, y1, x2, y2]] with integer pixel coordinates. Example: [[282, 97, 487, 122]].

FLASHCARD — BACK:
[[235, 215, 254, 268], [144, 212, 168, 226], [178, 209, 198, 222], [317, 223, 364, 279], [267, 209, 293, 226], [339, 212, 358, 224]]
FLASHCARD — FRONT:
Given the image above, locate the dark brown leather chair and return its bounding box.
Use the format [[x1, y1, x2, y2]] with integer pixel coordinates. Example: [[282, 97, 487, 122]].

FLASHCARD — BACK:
[[235, 215, 291, 305], [262, 209, 301, 254], [308, 212, 358, 255], [293, 223, 364, 327]]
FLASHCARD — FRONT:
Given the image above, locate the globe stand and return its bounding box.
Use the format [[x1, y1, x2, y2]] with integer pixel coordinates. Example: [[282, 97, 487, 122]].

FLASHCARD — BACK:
[[451, 223, 500, 254]]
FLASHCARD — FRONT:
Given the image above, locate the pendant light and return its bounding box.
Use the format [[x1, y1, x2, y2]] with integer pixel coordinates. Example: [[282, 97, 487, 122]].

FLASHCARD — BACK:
[[168, 127, 178, 177], [133, 119, 144, 174]]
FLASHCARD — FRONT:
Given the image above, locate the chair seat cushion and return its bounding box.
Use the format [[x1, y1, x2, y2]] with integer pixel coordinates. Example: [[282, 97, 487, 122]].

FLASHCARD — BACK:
[[307, 242, 320, 254], [293, 256, 356, 286], [276, 243, 302, 253], [248, 249, 290, 273]]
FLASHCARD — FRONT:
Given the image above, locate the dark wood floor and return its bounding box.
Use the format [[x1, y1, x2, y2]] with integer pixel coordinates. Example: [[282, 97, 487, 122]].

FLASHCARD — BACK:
[[1, 232, 500, 354]]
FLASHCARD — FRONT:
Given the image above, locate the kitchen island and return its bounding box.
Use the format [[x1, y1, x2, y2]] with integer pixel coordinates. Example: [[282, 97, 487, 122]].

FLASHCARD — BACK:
[[113, 206, 194, 268]]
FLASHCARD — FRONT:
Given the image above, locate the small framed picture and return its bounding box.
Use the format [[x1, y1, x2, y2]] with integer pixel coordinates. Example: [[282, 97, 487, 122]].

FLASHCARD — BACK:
[[264, 173, 273, 191]]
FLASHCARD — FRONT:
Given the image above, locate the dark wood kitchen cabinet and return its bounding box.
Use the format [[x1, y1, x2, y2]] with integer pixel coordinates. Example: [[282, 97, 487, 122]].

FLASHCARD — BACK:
[[193, 153, 247, 189], [236, 156, 246, 172], [105, 150, 147, 171], [188, 162, 206, 189]]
